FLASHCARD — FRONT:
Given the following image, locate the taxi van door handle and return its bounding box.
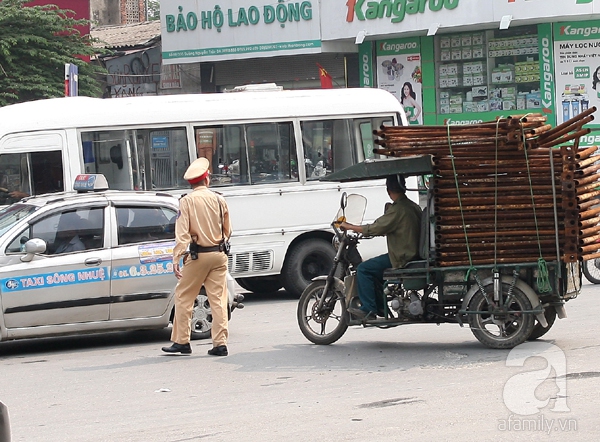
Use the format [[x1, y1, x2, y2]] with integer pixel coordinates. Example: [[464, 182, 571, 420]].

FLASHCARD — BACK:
[[85, 258, 102, 266]]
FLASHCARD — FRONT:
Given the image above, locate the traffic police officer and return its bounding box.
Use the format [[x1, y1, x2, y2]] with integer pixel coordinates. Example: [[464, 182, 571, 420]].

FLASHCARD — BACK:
[[162, 157, 232, 356]]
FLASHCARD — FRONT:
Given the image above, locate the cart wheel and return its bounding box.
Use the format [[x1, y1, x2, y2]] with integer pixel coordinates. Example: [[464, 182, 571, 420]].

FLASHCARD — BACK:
[[527, 306, 557, 341], [583, 259, 600, 284], [468, 282, 534, 349], [297, 280, 348, 345]]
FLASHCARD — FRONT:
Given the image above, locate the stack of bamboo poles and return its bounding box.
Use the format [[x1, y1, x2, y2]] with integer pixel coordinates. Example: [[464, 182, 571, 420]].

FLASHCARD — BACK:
[[373, 107, 597, 267]]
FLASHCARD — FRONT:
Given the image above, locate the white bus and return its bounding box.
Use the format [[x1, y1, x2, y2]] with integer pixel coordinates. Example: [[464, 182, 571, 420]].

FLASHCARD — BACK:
[[0, 86, 413, 296]]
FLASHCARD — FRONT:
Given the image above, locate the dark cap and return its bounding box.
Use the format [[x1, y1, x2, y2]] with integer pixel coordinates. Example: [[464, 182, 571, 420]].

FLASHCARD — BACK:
[[386, 175, 406, 193]]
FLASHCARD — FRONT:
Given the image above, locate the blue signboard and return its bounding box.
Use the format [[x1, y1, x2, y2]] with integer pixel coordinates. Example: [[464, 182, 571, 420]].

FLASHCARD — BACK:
[[152, 136, 169, 149]]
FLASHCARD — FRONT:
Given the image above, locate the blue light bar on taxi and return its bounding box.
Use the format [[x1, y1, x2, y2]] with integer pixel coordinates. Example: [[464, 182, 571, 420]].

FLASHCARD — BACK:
[[73, 174, 109, 192]]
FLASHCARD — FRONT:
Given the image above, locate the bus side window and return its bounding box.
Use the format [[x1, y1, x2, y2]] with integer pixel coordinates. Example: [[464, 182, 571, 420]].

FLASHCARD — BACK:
[[245, 122, 297, 184], [81, 128, 188, 191], [301, 119, 355, 180], [30, 151, 64, 195]]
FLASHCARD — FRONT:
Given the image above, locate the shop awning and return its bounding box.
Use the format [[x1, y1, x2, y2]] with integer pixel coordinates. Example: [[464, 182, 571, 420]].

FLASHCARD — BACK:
[[321, 155, 434, 182]]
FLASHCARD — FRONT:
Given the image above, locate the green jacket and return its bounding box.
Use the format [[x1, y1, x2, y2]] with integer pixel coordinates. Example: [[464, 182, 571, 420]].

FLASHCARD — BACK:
[[362, 194, 422, 268]]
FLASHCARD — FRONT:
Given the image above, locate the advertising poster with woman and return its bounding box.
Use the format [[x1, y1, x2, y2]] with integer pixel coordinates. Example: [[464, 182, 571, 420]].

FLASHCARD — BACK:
[[376, 37, 423, 125], [553, 20, 600, 130]]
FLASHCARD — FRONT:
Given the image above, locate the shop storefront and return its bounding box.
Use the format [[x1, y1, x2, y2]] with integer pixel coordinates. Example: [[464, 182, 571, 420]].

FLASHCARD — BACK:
[[159, 0, 358, 90], [321, 0, 600, 134], [160, 0, 600, 134]]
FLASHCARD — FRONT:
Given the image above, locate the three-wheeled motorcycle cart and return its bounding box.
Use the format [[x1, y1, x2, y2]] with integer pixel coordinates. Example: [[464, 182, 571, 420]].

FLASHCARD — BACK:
[[298, 109, 596, 349]]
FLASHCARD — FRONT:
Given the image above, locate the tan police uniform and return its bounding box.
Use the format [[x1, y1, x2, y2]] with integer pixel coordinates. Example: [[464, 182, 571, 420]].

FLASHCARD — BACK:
[[170, 158, 232, 348]]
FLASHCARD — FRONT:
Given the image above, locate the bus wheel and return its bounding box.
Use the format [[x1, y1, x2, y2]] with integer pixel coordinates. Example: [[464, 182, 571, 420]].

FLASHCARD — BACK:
[[236, 276, 282, 294], [282, 238, 335, 298]]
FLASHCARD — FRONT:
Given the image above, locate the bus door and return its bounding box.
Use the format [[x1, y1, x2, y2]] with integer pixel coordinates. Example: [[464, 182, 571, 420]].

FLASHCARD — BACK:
[[81, 127, 189, 191]]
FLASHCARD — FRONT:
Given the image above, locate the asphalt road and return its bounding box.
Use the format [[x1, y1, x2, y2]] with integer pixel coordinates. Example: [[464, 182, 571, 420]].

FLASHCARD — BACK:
[[1, 281, 600, 442]]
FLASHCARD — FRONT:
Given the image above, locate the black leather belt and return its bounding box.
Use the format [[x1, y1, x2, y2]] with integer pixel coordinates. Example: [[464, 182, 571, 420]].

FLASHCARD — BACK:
[[196, 245, 221, 253]]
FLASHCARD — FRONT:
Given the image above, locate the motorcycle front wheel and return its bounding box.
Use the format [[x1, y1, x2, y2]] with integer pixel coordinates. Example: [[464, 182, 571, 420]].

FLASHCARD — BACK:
[[297, 280, 348, 345]]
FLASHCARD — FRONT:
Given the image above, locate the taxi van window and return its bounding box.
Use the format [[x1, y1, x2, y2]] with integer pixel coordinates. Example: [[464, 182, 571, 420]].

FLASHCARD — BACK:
[[6, 207, 104, 255], [116, 206, 177, 245]]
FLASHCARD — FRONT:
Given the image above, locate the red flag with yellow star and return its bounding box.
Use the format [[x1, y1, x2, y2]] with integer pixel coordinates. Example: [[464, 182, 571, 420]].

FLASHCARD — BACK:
[[317, 63, 333, 89]]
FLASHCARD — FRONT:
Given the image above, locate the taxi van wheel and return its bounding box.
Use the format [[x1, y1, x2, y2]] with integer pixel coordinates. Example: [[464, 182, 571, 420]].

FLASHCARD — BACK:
[[282, 238, 335, 298], [189, 291, 232, 341]]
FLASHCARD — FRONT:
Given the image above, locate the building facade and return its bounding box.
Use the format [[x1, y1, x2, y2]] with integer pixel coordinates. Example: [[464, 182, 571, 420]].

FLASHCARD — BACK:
[[154, 0, 599, 138]]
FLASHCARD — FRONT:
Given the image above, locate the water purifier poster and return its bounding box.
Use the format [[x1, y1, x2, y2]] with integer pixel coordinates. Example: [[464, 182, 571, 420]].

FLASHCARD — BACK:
[[553, 20, 600, 127], [376, 37, 423, 125]]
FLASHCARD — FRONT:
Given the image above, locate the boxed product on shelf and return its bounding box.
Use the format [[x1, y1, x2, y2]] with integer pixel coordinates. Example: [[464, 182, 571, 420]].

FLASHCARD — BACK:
[[517, 93, 527, 110], [476, 100, 489, 112], [440, 98, 450, 106], [472, 86, 488, 98], [491, 69, 503, 84], [472, 46, 484, 59], [439, 63, 460, 76], [439, 91, 450, 99], [471, 61, 484, 73], [463, 101, 477, 113], [489, 88, 502, 99], [446, 63, 460, 75], [501, 87, 516, 99], [441, 50, 451, 61], [462, 47, 472, 60], [449, 93, 464, 105], [472, 33, 484, 46], [461, 35, 472, 46], [451, 35, 461, 47], [526, 91, 541, 108], [491, 65, 515, 84], [439, 76, 448, 88], [452, 48, 462, 60], [440, 36, 451, 48], [473, 73, 486, 86], [449, 105, 462, 114], [447, 76, 460, 87], [463, 74, 474, 87], [490, 98, 503, 110], [502, 100, 516, 111], [440, 104, 450, 114]]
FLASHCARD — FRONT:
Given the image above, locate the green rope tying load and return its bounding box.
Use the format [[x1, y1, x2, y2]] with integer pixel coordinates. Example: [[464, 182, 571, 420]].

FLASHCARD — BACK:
[[493, 118, 503, 271], [520, 115, 552, 292], [446, 122, 477, 281]]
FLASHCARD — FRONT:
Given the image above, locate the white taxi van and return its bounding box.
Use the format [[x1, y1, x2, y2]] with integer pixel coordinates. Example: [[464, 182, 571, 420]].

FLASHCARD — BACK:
[[0, 174, 242, 343]]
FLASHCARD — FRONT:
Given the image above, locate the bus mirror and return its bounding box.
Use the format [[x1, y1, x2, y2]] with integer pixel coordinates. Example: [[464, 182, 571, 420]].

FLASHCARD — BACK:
[[340, 192, 347, 210]]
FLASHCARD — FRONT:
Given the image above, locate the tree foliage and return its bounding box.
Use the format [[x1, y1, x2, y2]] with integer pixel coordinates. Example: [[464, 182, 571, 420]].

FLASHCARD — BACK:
[[147, 0, 160, 21], [0, 0, 106, 106]]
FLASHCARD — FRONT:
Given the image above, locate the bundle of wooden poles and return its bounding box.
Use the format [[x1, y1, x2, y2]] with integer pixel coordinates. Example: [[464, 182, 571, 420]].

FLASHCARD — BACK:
[[373, 106, 598, 267]]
